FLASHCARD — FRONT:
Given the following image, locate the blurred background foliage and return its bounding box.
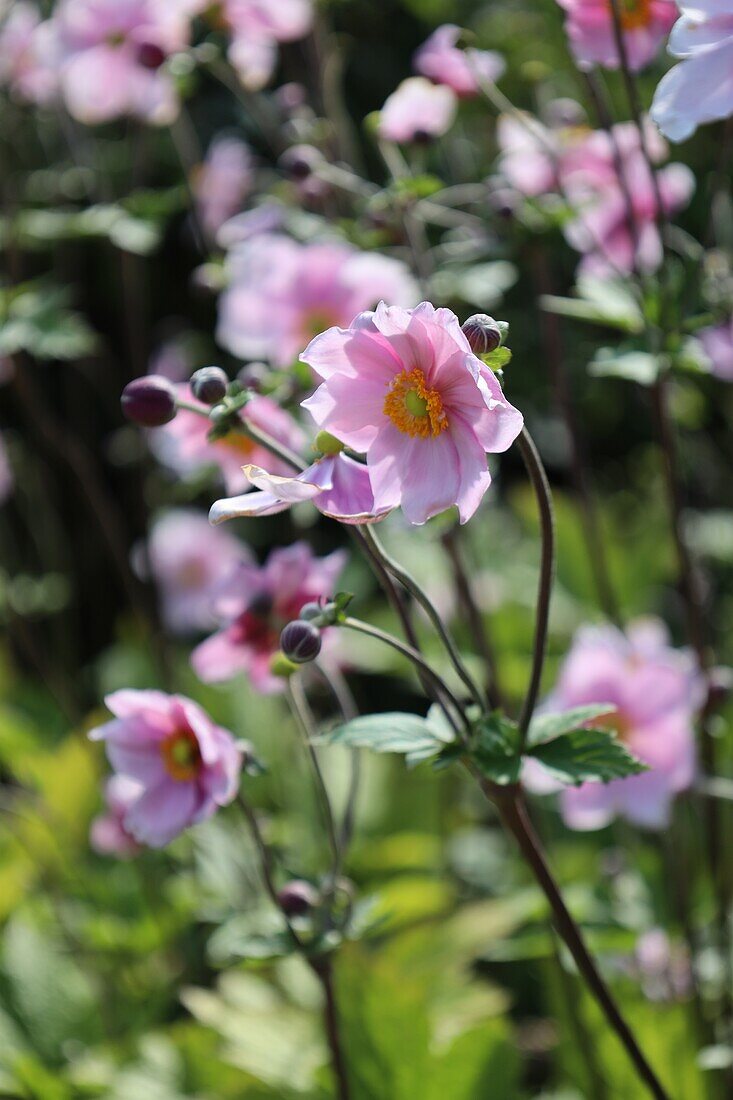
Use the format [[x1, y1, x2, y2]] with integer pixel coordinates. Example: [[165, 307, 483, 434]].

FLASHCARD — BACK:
[[2, 0, 733, 1097]]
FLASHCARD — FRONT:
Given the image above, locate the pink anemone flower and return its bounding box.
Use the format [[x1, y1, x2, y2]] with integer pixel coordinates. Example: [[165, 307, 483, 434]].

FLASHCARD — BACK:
[[193, 135, 253, 241], [209, 453, 390, 526], [194, 0, 312, 90], [414, 23, 505, 97], [191, 543, 346, 693], [134, 509, 246, 635], [524, 619, 704, 830], [378, 77, 457, 143], [152, 386, 306, 493], [0, 2, 59, 105], [55, 0, 192, 125], [217, 234, 418, 368], [301, 302, 524, 526], [90, 776, 142, 858], [89, 690, 242, 848], [651, 2, 733, 142], [556, 0, 678, 72], [699, 317, 733, 381]]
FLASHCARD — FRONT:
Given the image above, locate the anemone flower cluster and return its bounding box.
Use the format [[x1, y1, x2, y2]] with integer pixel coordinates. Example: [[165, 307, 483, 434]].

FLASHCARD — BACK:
[[54, 0, 193, 125], [191, 542, 346, 693], [152, 385, 305, 493], [525, 620, 704, 830], [651, 1, 733, 142], [134, 509, 246, 635], [89, 690, 242, 847], [498, 111, 694, 276], [556, 0, 678, 72], [216, 235, 419, 367], [195, 0, 313, 91]]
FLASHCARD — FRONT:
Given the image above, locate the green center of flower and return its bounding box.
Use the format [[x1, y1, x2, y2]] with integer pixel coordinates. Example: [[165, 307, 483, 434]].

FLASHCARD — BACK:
[[161, 730, 201, 782], [404, 389, 429, 418]]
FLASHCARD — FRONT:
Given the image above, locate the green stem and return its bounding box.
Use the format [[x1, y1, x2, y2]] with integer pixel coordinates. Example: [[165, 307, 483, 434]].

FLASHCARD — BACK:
[[362, 527, 485, 712], [287, 676, 341, 869]]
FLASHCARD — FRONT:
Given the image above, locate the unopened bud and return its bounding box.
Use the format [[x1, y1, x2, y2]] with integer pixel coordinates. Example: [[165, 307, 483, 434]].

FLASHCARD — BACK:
[[137, 42, 166, 70], [280, 620, 322, 664], [121, 375, 177, 427], [462, 314, 502, 356], [279, 144, 323, 181], [314, 430, 344, 456], [269, 651, 298, 679], [277, 879, 318, 915], [299, 601, 323, 623], [191, 366, 228, 405]]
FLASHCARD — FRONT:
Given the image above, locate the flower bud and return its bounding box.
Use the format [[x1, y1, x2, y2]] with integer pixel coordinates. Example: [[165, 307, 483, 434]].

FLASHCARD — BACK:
[[121, 375, 177, 427], [299, 601, 323, 623], [314, 430, 344, 456], [137, 42, 166, 70], [280, 620, 322, 664], [237, 362, 269, 392], [191, 366, 228, 405], [269, 651, 298, 679], [279, 144, 323, 181], [277, 879, 318, 916], [462, 315, 502, 356]]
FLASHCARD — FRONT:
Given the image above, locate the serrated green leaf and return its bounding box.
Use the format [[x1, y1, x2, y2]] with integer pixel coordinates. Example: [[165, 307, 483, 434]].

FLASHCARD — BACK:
[[326, 713, 446, 755], [472, 714, 521, 785], [527, 704, 617, 748], [529, 728, 648, 786]]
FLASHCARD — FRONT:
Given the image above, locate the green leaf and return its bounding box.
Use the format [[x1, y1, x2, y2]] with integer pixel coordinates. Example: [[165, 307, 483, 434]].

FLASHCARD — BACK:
[[541, 275, 644, 334], [529, 728, 648, 786], [472, 714, 521, 786], [589, 348, 663, 385], [0, 283, 97, 360], [527, 704, 617, 748], [480, 346, 512, 372], [326, 713, 448, 756]]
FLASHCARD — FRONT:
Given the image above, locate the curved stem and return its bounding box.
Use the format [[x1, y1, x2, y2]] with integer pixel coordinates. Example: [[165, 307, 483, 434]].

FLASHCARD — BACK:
[[235, 793, 304, 951], [362, 527, 485, 712], [176, 399, 307, 473], [440, 525, 502, 710], [342, 616, 469, 734], [287, 677, 341, 869], [516, 429, 556, 747], [316, 662, 361, 856], [492, 786, 670, 1100]]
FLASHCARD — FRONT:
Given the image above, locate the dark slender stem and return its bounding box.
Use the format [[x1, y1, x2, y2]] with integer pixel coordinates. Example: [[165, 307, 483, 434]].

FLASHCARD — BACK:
[[236, 793, 305, 951], [177, 399, 307, 473], [312, 955, 352, 1100], [515, 429, 556, 746], [492, 786, 670, 1100], [440, 526, 502, 710], [531, 250, 621, 626], [316, 662, 361, 855], [342, 616, 468, 733], [363, 527, 485, 712], [550, 934, 610, 1100]]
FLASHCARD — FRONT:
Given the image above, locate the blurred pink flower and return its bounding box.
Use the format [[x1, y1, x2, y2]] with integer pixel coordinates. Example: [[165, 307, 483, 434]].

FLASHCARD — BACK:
[[414, 23, 505, 97], [556, 0, 677, 72], [0, 2, 58, 104], [90, 776, 142, 858], [55, 0, 192, 125], [562, 121, 694, 276], [199, 0, 312, 90], [90, 690, 242, 847], [652, 2, 733, 141], [378, 77, 457, 143], [699, 317, 733, 381], [496, 111, 594, 197], [194, 135, 253, 241], [525, 619, 704, 830], [0, 432, 12, 505], [134, 509, 246, 634], [152, 385, 305, 492], [217, 234, 418, 367], [209, 453, 390, 526], [301, 302, 523, 525], [191, 543, 346, 692]]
